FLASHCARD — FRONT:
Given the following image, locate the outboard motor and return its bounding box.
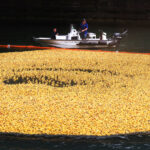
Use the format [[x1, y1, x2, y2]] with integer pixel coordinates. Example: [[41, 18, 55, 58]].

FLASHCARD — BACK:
[[109, 29, 128, 47], [113, 29, 128, 40]]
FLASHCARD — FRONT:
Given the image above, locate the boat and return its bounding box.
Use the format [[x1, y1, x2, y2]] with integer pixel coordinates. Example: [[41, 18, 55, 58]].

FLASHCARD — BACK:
[[33, 25, 128, 49]]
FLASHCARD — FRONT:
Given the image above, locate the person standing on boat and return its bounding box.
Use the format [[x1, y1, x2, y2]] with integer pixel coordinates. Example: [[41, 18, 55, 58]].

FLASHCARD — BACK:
[[51, 28, 59, 40], [80, 18, 88, 40]]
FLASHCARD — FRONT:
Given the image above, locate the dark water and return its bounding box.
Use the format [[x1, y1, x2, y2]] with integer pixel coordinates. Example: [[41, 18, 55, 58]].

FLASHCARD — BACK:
[[0, 24, 150, 150], [0, 24, 150, 53], [0, 134, 150, 150]]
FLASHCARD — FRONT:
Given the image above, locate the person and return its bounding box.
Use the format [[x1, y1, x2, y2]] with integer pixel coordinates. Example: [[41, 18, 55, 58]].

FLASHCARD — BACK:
[[80, 18, 88, 40], [51, 28, 58, 39]]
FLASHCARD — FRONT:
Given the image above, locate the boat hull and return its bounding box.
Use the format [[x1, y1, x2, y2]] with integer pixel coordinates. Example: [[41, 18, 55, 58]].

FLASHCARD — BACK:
[[33, 38, 117, 49]]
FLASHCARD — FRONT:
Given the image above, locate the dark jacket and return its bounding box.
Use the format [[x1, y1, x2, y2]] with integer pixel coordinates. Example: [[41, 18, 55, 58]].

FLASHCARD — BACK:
[[51, 31, 58, 39]]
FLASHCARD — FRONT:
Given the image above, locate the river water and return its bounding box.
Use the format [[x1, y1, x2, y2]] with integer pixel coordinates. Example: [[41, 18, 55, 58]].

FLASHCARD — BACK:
[[0, 24, 150, 150], [0, 24, 150, 53], [0, 134, 150, 150]]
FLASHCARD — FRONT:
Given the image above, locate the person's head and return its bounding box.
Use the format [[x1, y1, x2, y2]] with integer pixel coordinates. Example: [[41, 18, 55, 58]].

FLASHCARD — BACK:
[[53, 28, 57, 32], [82, 18, 86, 25]]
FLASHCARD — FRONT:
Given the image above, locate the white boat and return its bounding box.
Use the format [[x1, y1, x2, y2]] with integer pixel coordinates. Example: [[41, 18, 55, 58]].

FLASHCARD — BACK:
[[33, 25, 127, 49]]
